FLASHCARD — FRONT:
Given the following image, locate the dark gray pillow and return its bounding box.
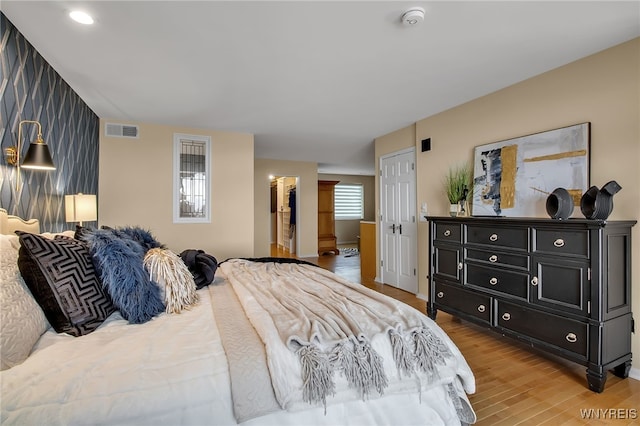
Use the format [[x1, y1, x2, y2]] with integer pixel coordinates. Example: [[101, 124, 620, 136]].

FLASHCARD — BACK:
[[16, 232, 115, 337]]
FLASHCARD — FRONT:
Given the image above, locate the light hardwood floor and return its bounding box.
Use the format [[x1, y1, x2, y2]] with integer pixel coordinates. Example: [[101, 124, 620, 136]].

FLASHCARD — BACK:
[[273, 244, 640, 425]]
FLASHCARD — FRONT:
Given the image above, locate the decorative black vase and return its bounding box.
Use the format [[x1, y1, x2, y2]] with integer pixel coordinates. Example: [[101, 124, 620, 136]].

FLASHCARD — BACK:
[[546, 188, 574, 220], [580, 180, 622, 220]]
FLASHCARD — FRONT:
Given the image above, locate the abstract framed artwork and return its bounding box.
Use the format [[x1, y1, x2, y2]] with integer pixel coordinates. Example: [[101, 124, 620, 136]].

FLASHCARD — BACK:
[[471, 123, 590, 217]]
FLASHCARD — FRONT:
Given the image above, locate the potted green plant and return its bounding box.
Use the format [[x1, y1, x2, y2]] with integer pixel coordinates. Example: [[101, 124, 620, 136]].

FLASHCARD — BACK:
[[444, 163, 472, 217]]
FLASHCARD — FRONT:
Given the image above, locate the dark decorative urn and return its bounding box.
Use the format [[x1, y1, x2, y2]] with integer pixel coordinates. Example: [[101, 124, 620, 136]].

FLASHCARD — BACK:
[[580, 180, 622, 220], [546, 188, 574, 220]]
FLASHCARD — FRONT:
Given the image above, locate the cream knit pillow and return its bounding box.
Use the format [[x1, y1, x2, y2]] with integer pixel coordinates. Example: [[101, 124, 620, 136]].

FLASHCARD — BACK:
[[0, 234, 48, 370], [143, 248, 198, 314]]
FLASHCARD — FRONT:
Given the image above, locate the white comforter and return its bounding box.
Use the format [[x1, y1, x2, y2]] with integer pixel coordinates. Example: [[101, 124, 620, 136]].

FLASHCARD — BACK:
[[1, 274, 473, 425]]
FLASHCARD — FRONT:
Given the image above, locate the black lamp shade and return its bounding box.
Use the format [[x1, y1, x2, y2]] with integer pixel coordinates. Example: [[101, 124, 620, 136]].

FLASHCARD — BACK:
[[22, 142, 55, 170]]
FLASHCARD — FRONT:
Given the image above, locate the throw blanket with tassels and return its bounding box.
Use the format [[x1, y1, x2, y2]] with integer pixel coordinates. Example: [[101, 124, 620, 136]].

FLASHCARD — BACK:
[[219, 258, 475, 413]]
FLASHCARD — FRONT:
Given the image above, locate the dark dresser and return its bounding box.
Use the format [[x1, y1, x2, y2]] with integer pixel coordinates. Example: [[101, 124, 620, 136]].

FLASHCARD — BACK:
[[427, 216, 636, 392]]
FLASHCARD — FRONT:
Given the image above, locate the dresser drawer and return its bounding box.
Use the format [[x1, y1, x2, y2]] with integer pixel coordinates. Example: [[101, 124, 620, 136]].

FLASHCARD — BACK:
[[466, 224, 528, 250], [533, 228, 589, 258], [434, 281, 492, 324], [433, 222, 462, 244], [466, 264, 529, 300], [497, 300, 588, 357], [465, 247, 529, 270]]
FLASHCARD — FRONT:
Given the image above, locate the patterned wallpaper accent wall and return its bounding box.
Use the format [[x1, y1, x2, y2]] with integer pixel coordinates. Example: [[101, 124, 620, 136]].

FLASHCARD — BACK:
[[0, 13, 99, 232]]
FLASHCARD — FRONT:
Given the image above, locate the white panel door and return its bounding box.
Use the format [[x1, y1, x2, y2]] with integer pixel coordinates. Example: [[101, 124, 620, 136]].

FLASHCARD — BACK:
[[379, 149, 417, 293], [380, 159, 398, 286], [396, 154, 417, 293]]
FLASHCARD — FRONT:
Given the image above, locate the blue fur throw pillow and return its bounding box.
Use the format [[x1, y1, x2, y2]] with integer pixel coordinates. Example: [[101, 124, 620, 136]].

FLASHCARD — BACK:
[[112, 226, 164, 252], [85, 229, 165, 324]]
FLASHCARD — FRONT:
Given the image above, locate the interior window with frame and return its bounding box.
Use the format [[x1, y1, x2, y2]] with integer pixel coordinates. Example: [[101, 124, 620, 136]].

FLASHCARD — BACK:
[[334, 183, 364, 220], [173, 133, 211, 223]]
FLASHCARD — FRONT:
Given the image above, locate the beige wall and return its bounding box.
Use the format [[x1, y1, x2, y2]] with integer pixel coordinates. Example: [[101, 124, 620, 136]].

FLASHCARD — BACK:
[[318, 173, 375, 244], [254, 158, 318, 258], [376, 38, 640, 369], [99, 120, 255, 260]]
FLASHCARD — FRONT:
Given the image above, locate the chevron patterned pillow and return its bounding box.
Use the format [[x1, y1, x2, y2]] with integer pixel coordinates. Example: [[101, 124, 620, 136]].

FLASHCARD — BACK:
[[16, 232, 115, 337]]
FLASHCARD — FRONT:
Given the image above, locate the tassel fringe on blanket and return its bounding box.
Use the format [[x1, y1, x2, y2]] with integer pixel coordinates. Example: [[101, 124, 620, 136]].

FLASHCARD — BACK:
[[297, 327, 452, 408]]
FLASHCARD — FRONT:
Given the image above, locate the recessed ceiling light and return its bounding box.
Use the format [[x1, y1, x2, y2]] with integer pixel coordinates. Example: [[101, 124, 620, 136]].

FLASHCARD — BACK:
[[69, 10, 94, 25]]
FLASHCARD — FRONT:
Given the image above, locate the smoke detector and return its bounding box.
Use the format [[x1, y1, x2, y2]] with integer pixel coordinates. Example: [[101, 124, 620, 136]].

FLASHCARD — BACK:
[[401, 7, 425, 26]]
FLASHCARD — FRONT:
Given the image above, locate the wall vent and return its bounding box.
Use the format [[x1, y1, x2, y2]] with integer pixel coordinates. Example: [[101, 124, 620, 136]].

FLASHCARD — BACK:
[[105, 123, 139, 138]]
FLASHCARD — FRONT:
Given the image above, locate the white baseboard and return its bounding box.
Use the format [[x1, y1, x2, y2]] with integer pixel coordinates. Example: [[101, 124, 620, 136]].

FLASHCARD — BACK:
[[416, 293, 428, 302], [297, 253, 317, 259]]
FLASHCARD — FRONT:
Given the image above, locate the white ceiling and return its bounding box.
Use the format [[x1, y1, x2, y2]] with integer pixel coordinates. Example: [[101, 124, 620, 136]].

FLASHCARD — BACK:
[[2, 1, 639, 175]]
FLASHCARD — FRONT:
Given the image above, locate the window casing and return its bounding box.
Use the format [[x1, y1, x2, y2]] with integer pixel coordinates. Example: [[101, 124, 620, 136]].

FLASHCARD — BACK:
[[334, 183, 364, 220], [173, 133, 211, 223]]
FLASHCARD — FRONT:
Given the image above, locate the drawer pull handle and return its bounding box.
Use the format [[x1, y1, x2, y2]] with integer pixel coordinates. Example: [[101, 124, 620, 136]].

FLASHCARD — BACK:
[[444, 229, 451, 237], [554, 238, 565, 248], [458, 262, 463, 270], [489, 254, 498, 263], [489, 277, 498, 285], [437, 291, 444, 298], [502, 313, 511, 321], [566, 333, 577, 343], [531, 276, 539, 286], [477, 305, 486, 313], [489, 233, 498, 242]]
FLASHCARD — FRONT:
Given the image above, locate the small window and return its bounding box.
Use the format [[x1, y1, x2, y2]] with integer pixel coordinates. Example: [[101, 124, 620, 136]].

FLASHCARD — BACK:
[[335, 183, 364, 220], [173, 133, 211, 223]]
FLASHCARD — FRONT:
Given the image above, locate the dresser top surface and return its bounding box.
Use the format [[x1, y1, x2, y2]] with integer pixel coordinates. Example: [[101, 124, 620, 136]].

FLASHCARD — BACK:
[[426, 216, 637, 228]]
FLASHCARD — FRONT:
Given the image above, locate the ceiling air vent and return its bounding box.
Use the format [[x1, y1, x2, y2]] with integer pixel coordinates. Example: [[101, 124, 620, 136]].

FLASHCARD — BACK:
[[105, 123, 139, 138]]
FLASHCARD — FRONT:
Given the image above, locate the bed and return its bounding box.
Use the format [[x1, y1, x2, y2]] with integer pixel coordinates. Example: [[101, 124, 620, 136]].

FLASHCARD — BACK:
[[0, 208, 476, 425]]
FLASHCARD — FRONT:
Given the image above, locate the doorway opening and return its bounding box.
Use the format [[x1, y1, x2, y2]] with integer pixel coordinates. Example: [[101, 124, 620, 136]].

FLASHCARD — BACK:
[[270, 176, 298, 257]]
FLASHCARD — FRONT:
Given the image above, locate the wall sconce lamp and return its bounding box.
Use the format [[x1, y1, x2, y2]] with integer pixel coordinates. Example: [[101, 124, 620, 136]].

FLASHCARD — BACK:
[[65, 193, 97, 227], [4, 120, 56, 190]]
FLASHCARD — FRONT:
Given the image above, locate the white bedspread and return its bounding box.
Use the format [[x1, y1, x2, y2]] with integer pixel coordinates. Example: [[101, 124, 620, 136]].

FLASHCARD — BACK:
[[1, 275, 474, 425]]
